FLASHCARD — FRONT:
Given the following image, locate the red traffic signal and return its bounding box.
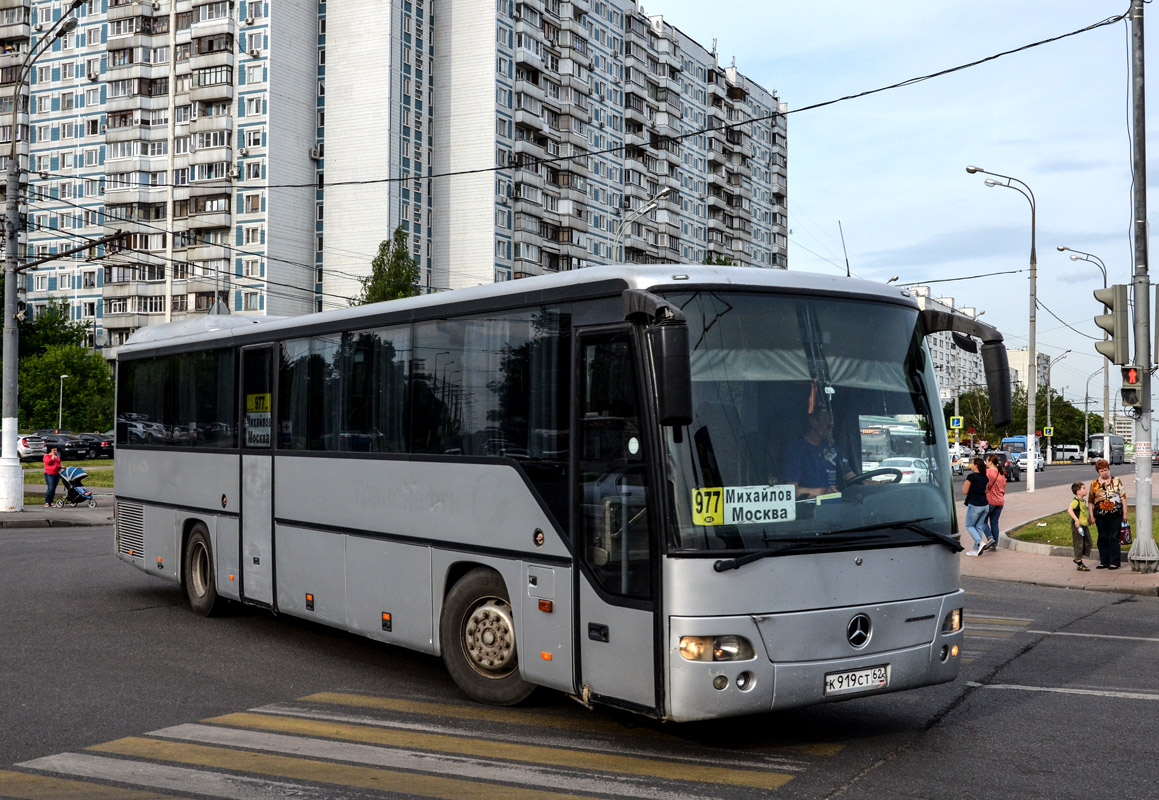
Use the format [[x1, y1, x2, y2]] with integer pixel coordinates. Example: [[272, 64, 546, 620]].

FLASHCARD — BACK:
[[1121, 365, 1143, 408], [1122, 366, 1141, 385]]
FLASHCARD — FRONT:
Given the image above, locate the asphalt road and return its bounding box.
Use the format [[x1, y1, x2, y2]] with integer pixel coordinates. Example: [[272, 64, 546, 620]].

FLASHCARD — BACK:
[[952, 460, 1098, 493], [1, 525, 1157, 799]]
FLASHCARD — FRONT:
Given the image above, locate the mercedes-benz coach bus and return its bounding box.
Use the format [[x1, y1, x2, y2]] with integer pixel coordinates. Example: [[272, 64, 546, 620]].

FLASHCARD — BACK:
[[114, 266, 1011, 722]]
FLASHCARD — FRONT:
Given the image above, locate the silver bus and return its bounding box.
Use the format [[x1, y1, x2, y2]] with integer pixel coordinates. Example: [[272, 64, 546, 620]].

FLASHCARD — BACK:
[[114, 266, 1011, 721], [1086, 433, 1126, 464]]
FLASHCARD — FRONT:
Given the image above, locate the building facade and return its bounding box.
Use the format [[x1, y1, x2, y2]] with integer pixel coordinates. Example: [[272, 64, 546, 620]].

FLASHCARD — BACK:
[[1005, 347, 1050, 396], [908, 287, 986, 407], [4, 0, 788, 354]]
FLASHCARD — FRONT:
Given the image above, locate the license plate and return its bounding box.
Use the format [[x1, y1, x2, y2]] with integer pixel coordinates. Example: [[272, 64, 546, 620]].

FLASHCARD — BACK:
[[824, 664, 890, 696]]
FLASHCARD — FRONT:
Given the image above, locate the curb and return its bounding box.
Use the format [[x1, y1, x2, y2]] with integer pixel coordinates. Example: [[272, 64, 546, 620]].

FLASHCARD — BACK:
[[973, 575, 1159, 598], [0, 516, 113, 528]]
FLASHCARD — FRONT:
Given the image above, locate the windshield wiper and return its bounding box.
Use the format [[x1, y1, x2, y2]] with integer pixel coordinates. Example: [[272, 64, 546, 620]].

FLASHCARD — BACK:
[[825, 516, 963, 553], [712, 533, 890, 572]]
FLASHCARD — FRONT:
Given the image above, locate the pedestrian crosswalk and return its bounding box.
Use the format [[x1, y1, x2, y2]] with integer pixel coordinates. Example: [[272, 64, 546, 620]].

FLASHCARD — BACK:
[[2, 692, 843, 799], [961, 612, 1033, 663]]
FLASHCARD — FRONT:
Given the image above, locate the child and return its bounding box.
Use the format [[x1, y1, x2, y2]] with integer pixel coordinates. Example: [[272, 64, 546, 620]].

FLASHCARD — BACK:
[[1067, 481, 1091, 571]]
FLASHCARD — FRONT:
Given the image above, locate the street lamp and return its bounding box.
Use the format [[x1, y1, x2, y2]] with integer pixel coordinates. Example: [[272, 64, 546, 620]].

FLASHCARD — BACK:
[[613, 187, 671, 263], [967, 165, 1038, 492], [57, 374, 68, 430], [1084, 367, 1103, 464], [1058, 244, 1111, 463], [1045, 350, 1070, 465], [2, 1, 85, 513]]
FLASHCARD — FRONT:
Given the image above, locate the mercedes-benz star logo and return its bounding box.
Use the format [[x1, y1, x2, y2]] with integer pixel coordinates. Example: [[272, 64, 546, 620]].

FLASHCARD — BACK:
[[847, 614, 872, 649]]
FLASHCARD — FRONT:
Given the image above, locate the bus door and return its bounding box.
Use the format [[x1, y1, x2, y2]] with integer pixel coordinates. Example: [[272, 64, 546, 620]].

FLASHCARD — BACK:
[[575, 329, 658, 712], [240, 345, 275, 607]]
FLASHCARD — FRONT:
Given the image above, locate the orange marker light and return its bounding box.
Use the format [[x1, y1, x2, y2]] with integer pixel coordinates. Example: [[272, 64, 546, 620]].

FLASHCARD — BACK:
[[229, 574, 235, 581], [538, 599, 553, 613], [157, 557, 162, 563], [951, 644, 959, 658], [306, 593, 314, 602], [540, 652, 552, 661]]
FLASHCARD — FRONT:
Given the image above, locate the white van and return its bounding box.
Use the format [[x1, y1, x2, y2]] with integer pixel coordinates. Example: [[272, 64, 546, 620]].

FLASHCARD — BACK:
[[1053, 444, 1082, 462]]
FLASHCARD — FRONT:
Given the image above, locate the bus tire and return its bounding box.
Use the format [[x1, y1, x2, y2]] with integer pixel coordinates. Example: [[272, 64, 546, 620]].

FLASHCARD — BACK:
[[183, 524, 223, 617], [440, 568, 534, 706]]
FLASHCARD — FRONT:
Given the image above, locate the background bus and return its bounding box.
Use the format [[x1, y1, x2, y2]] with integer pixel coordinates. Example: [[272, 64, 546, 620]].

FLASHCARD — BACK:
[[999, 435, 1041, 455], [113, 266, 1010, 722], [1087, 433, 1125, 464]]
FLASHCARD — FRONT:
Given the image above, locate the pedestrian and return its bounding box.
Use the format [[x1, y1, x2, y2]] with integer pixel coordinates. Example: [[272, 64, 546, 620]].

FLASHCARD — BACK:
[[962, 457, 993, 556], [1067, 481, 1092, 571], [1088, 458, 1126, 570], [42, 446, 62, 507], [985, 453, 1006, 550]]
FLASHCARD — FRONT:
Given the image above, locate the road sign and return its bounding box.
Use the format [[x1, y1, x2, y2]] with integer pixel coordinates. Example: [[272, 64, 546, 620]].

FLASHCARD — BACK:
[[950, 416, 963, 429], [1044, 426, 1053, 437]]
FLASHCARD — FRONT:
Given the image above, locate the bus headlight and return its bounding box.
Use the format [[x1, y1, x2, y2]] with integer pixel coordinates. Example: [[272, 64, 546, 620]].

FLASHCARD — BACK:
[[679, 635, 755, 662], [942, 608, 962, 634]]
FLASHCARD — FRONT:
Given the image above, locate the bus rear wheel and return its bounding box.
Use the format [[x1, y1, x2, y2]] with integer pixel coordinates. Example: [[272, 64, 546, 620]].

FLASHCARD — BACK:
[[440, 568, 534, 706], [183, 524, 223, 617]]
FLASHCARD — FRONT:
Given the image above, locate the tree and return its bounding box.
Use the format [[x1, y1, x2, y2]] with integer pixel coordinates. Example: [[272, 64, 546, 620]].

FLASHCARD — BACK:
[[703, 253, 737, 266], [355, 226, 421, 305], [19, 299, 88, 361], [19, 344, 114, 432]]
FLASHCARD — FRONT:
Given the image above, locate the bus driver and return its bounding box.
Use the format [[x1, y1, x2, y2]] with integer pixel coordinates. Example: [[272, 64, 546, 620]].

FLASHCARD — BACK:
[[783, 408, 857, 500]]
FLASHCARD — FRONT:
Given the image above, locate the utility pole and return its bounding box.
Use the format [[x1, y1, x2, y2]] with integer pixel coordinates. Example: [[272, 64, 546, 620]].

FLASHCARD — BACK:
[[1128, 0, 1157, 571]]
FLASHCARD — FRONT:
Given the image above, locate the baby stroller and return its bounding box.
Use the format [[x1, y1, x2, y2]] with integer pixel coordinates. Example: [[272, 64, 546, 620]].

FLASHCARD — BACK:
[[55, 466, 97, 508]]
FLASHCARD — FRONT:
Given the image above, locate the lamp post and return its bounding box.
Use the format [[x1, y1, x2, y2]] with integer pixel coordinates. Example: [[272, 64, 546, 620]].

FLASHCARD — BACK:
[[1084, 367, 1103, 464], [2, 2, 85, 513], [613, 187, 671, 263], [967, 165, 1038, 492], [57, 374, 68, 430], [1045, 350, 1069, 465], [1058, 245, 1111, 463]]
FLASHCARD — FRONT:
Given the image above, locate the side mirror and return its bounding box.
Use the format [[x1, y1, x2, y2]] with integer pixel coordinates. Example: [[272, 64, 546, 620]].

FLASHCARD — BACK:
[[981, 342, 1012, 428], [648, 322, 692, 427]]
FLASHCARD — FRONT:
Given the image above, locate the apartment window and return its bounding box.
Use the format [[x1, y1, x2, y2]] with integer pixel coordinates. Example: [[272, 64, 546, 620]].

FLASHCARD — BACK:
[[243, 194, 261, 213], [172, 295, 188, 312], [246, 162, 261, 180], [245, 128, 262, 148], [139, 296, 165, 314], [33, 275, 47, 292], [82, 301, 96, 318], [244, 226, 262, 245], [197, 34, 232, 55], [243, 291, 260, 311], [196, 66, 232, 87], [245, 96, 263, 116], [199, 2, 229, 22], [244, 259, 260, 277], [247, 65, 263, 84]]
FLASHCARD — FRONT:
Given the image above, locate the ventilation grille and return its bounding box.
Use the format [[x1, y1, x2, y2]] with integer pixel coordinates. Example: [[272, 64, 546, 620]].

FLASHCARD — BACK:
[[116, 502, 145, 558]]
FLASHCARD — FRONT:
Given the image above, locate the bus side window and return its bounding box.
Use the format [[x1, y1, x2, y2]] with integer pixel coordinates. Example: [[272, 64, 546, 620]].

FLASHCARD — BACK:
[[577, 332, 651, 600]]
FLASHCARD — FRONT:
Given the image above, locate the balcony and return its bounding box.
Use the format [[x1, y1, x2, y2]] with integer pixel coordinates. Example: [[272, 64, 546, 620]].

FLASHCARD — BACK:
[[514, 107, 547, 133], [187, 243, 230, 262], [190, 15, 235, 41], [191, 82, 234, 104], [190, 114, 234, 135], [514, 137, 547, 163]]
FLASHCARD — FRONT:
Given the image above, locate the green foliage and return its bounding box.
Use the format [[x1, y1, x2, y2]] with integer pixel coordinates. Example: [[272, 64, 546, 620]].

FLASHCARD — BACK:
[[1010, 505, 1155, 548], [703, 254, 737, 266], [944, 383, 1102, 449], [356, 226, 421, 305], [19, 300, 88, 360], [18, 344, 113, 431]]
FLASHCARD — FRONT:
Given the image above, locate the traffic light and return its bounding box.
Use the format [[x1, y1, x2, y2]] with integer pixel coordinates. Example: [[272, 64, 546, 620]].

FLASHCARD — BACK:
[[1121, 365, 1143, 408], [1094, 284, 1130, 364]]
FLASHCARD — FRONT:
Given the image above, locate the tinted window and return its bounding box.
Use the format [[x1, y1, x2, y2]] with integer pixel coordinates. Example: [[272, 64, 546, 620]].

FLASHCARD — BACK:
[[116, 349, 236, 448]]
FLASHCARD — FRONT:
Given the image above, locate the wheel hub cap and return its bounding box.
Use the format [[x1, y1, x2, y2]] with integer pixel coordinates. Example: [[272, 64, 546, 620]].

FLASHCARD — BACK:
[[464, 599, 515, 674]]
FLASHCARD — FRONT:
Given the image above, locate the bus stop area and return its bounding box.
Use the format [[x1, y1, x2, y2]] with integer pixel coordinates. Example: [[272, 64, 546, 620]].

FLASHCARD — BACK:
[[3, 480, 1156, 595]]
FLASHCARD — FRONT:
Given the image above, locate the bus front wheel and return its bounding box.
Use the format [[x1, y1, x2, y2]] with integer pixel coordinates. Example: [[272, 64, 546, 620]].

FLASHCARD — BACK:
[[440, 568, 534, 706], [183, 524, 223, 617]]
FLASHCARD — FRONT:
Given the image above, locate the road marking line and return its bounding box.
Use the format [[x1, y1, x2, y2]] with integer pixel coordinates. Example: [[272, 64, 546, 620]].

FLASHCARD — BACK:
[[88, 737, 605, 800], [965, 616, 1032, 625], [0, 768, 185, 800], [148, 723, 712, 800], [200, 711, 793, 790], [968, 682, 1159, 701], [259, 702, 811, 771], [16, 753, 332, 800], [1026, 629, 1159, 644], [296, 692, 842, 758], [963, 630, 1015, 639]]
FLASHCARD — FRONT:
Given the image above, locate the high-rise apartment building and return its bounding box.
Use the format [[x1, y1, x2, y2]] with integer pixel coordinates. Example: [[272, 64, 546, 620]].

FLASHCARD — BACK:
[[5, 0, 787, 353]]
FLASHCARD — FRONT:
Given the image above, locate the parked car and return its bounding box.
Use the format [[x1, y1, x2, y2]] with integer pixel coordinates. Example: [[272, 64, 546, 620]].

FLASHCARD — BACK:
[[14, 434, 45, 461], [76, 433, 115, 459], [1016, 450, 1045, 472], [878, 457, 931, 483], [986, 451, 1021, 482], [38, 433, 90, 461]]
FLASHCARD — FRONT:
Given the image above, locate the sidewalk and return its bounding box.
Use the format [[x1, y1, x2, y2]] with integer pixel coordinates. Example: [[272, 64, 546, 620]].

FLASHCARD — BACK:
[[958, 473, 1159, 597], [0, 483, 115, 527]]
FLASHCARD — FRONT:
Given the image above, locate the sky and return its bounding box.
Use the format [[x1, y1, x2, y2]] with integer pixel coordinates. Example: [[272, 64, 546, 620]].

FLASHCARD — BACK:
[[644, 0, 1152, 413]]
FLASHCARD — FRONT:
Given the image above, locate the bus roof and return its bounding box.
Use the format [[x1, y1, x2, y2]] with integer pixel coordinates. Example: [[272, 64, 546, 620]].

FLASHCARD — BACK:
[[117, 265, 916, 358]]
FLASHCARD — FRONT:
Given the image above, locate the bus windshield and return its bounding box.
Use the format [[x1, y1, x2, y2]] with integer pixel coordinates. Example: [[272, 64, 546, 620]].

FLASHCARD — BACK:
[[661, 290, 952, 553]]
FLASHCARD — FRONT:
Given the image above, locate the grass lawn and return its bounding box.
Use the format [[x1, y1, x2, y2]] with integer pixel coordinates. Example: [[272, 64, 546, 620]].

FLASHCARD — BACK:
[[1009, 506, 1159, 548], [23, 464, 115, 488]]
